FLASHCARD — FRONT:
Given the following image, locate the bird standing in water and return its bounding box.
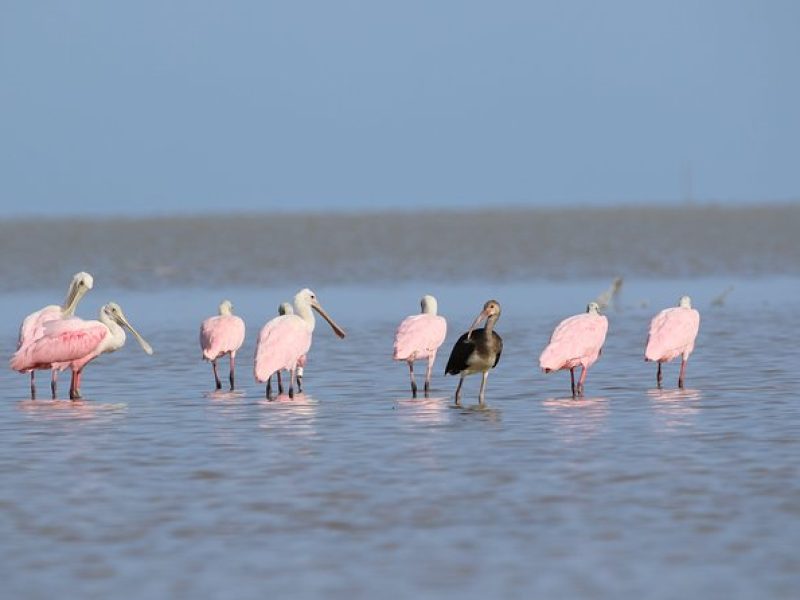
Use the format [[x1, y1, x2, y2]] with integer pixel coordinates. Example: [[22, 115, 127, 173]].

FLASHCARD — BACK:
[[200, 300, 246, 391], [11, 272, 94, 399], [645, 295, 700, 388], [539, 302, 608, 396], [445, 300, 503, 405], [393, 295, 447, 397], [254, 288, 346, 399]]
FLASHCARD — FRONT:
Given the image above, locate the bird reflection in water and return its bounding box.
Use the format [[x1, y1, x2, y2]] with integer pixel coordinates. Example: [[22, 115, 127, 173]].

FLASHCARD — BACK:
[[258, 393, 319, 440], [647, 387, 702, 431], [542, 396, 609, 442], [17, 399, 127, 422], [394, 395, 450, 425]]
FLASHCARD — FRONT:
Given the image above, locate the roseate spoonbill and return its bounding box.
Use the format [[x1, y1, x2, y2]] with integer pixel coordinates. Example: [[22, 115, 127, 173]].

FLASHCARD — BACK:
[[445, 300, 503, 405], [10, 302, 153, 400], [539, 302, 608, 397], [254, 289, 345, 399], [269, 302, 308, 394], [645, 295, 700, 388], [11, 272, 94, 399], [393, 295, 447, 397], [200, 300, 246, 391]]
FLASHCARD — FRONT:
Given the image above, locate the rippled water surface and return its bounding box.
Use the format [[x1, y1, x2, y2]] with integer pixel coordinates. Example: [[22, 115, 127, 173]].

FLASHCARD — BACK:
[[1, 276, 798, 599]]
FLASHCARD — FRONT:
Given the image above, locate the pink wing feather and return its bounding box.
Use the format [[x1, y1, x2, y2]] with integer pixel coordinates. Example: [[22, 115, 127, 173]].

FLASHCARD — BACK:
[[254, 316, 312, 382], [393, 314, 447, 361], [10, 318, 107, 372], [645, 307, 700, 362], [200, 315, 246, 360], [17, 305, 62, 349], [539, 313, 609, 372]]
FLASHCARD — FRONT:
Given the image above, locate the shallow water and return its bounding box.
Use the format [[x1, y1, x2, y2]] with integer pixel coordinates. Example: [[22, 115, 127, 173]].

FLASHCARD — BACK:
[[1, 277, 798, 599]]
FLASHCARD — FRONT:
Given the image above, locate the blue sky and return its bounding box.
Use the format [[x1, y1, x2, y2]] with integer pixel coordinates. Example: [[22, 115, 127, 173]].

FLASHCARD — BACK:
[[1, 1, 798, 216]]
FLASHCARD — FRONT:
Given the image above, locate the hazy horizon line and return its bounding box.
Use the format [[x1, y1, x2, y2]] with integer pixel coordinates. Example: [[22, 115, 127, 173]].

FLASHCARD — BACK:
[[4, 198, 798, 223]]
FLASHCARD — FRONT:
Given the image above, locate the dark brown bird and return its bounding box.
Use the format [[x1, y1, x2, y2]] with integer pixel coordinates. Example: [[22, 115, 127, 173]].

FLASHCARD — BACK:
[[445, 300, 503, 405]]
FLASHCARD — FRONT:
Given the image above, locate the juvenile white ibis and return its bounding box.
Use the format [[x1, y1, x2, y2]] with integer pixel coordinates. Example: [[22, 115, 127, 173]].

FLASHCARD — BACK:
[[444, 300, 503, 405]]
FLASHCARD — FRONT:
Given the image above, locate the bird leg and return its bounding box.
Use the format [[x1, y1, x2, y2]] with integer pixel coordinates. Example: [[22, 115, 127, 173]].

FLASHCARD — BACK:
[[424, 354, 434, 396], [678, 358, 687, 389], [570, 368, 576, 397], [212, 360, 222, 390], [296, 366, 304, 393], [577, 366, 588, 396], [266, 378, 272, 399], [478, 371, 489, 405], [30, 371, 36, 400], [228, 353, 236, 391], [277, 371, 284, 395], [288, 369, 295, 399], [51, 370, 58, 399], [656, 362, 663, 388], [69, 370, 81, 400], [408, 362, 417, 397], [454, 375, 466, 406]]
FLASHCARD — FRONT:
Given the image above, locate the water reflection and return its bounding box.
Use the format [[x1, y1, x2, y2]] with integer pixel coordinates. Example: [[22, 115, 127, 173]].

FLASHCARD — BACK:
[[541, 396, 609, 442], [17, 399, 128, 422], [258, 393, 318, 439], [394, 396, 450, 425], [647, 388, 702, 431]]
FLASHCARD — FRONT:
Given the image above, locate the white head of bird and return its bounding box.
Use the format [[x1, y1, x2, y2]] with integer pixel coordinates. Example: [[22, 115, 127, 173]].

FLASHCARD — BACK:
[[278, 302, 294, 316], [63, 272, 94, 316], [101, 302, 154, 355], [586, 301, 601, 315], [420, 295, 438, 315], [293, 288, 346, 338], [218, 299, 233, 315], [679, 295, 692, 308]]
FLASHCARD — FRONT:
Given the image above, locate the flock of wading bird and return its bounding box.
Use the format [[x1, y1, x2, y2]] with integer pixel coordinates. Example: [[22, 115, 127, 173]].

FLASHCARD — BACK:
[[9, 273, 701, 404]]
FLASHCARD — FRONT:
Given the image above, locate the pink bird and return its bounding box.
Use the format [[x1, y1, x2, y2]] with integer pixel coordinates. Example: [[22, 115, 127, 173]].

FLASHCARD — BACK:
[[200, 300, 246, 391], [540, 302, 609, 396], [645, 295, 700, 388], [254, 289, 346, 398], [268, 302, 308, 395], [10, 302, 153, 400], [11, 272, 94, 399], [393, 294, 447, 397]]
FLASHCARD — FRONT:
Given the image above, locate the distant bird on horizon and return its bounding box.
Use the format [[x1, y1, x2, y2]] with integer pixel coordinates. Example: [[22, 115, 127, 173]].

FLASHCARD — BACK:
[[11, 271, 94, 399], [254, 289, 346, 398], [10, 302, 153, 400], [445, 300, 503, 405], [393, 295, 447, 397], [540, 302, 608, 396], [200, 300, 246, 391], [645, 296, 700, 388]]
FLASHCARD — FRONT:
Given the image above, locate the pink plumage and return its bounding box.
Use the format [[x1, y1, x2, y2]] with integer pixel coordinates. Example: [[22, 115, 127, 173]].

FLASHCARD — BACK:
[[16, 305, 62, 355], [644, 296, 700, 388], [539, 303, 608, 396], [254, 315, 311, 383], [645, 307, 700, 363], [200, 315, 246, 360], [10, 317, 108, 373], [393, 295, 447, 396], [393, 314, 447, 362]]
